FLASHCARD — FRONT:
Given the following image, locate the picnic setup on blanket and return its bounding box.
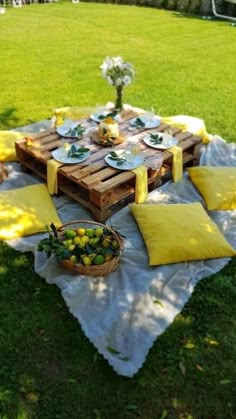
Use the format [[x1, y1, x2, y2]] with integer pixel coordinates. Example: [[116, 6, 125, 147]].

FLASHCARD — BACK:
[[1, 102, 236, 377]]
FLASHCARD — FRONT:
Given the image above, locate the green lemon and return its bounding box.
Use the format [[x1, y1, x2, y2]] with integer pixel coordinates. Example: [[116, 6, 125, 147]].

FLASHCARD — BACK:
[[95, 227, 104, 237], [86, 228, 95, 238], [64, 229, 77, 239], [89, 253, 96, 262], [102, 238, 111, 248], [63, 239, 72, 248], [93, 254, 105, 265], [70, 255, 77, 264], [81, 235, 90, 244], [82, 256, 92, 266], [68, 244, 76, 251], [73, 236, 81, 245], [111, 240, 119, 249], [90, 237, 100, 248]]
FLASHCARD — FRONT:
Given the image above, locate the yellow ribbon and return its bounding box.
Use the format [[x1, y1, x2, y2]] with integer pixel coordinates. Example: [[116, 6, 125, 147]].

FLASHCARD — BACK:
[[161, 115, 211, 144], [53, 106, 96, 127], [131, 165, 148, 204], [168, 145, 183, 183], [47, 159, 62, 194]]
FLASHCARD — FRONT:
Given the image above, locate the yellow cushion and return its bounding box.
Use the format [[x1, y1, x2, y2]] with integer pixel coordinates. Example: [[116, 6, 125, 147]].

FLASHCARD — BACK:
[[129, 202, 236, 266], [188, 167, 236, 210], [0, 184, 62, 240], [0, 131, 28, 162]]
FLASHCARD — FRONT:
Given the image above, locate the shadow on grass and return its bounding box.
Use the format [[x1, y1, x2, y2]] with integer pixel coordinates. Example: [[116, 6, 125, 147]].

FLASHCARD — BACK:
[[0, 106, 20, 129], [0, 106, 40, 130]]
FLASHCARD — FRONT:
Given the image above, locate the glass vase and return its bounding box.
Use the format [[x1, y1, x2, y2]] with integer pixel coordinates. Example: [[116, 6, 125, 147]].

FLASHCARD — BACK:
[[114, 86, 123, 112]]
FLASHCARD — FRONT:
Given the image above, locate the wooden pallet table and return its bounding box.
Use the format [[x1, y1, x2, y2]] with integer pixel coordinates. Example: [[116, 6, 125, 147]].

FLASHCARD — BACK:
[[15, 120, 202, 221]]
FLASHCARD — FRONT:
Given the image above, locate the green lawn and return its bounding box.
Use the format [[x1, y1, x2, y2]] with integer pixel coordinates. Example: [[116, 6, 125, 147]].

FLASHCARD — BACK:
[[0, 3, 236, 419]]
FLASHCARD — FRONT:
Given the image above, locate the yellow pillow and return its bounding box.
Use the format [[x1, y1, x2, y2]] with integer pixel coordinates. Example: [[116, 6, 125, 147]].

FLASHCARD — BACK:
[[0, 184, 62, 240], [0, 131, 28, 162], [188, 167, 236, 210], [129, 202, 236, 266]]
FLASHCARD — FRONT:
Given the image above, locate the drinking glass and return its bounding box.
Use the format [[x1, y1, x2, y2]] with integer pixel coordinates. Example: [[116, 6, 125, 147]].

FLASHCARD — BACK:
[[144, 111, 155, 124], [58, 139, 71, 159], [131, 144, 141, 156], [125, 144, 134, 166]]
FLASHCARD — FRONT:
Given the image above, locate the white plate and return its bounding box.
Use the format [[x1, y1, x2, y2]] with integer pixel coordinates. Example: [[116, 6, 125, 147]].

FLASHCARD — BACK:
[[105, 149, 144, 170], [90, 111, 119, 123], [129, 114, 161, 129], [143, 133, 178, 149], [56, 123, 86, 139], [52, 148, 90, 164]]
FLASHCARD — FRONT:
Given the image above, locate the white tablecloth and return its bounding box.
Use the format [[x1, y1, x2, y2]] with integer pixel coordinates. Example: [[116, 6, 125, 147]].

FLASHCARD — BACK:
[[3, 124, 236, 377]]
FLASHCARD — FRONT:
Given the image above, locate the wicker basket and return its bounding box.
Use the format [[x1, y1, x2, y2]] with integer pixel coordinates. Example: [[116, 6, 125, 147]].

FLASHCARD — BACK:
[[57, 220, 124, 276]]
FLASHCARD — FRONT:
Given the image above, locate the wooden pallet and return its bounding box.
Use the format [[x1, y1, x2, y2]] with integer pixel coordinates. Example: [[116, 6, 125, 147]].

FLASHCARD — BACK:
[[15, 123, 202, 221]]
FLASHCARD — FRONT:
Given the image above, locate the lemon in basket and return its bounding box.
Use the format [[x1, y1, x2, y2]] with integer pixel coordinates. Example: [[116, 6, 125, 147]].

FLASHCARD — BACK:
[[93, 254, 105, 265], [38, 221, 123, 276], [70, 255, 77, 264], [81, 235, 90, 244], [112, 239, 119, 249], [77, 227, 86, 236], [95, 227, 104, 237], [82, 256, 92, 266], [64, 229, 77, 239], [73, 236, 81, 245], [86, 228, 95, 238]]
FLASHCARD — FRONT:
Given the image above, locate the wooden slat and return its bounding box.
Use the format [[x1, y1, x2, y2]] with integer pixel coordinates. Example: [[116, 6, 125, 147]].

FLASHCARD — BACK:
[[34, 129, 56, 139], [93, 171, 135, 193], [81, 167, 118, 186], [60, 164, 106, 181], [175, 131, 193, 142]]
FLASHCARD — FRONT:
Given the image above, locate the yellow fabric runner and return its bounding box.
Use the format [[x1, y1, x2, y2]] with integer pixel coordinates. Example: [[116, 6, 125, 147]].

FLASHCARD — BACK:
[[0, 131, 32, 162], [168, 145, 183, 182], [47, 159, 62, 194], [161, 115, 211, 145], [131, 165, 148, 204], [53, 106, 96, 127]]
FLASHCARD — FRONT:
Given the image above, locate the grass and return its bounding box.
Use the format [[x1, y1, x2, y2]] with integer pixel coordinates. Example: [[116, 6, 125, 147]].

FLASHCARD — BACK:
[[0, 3, 236, 141], [0, 3, 236, 418]]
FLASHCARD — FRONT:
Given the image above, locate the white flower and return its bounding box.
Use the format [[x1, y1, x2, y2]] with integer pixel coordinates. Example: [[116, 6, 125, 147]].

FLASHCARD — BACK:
[[123, 75, 132, 86], [100, 57, 113, 77], [107, 75, 113, 85], [113, 56, 123, 68], [100, 56, 135, 88], [114, 77, 122, 87]]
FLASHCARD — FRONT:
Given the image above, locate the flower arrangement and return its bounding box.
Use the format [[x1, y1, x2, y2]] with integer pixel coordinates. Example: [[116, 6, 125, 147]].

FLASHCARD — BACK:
[[100, 56, 135, 112]]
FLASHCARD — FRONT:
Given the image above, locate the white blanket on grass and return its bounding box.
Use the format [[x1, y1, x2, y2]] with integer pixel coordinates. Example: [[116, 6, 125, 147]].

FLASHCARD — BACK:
[[3, 135, 236, 378]]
